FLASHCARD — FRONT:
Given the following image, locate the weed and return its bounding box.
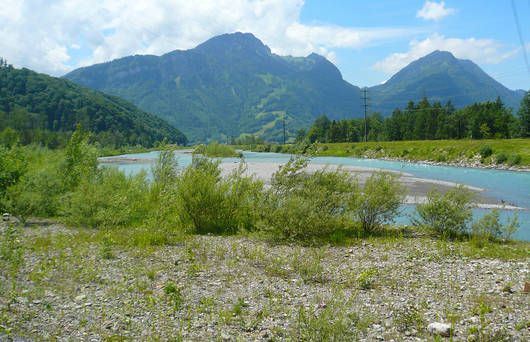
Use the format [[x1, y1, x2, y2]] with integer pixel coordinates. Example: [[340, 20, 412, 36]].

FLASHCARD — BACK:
[[394, 305, 425, 332], [164, 283, 183, 310], [357, 267, 377, 290]]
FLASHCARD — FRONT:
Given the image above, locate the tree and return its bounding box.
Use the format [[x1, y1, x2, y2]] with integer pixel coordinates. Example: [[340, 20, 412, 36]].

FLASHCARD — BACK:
[[518, 90, 530, 137]]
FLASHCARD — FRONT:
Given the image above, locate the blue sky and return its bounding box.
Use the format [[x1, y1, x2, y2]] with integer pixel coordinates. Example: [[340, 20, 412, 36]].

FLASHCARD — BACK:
[[1, 1, 529, 90]]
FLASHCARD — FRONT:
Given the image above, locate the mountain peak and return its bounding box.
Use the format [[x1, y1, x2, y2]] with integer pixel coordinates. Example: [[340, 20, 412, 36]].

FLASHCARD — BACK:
[[424, 50, 456, 60], [194, 32, 271, 56]]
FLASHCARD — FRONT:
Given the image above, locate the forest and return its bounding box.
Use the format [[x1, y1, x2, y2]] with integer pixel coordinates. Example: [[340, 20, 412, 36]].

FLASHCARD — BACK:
[[302, 93, 530, 144], [0, 60, 187, 148]]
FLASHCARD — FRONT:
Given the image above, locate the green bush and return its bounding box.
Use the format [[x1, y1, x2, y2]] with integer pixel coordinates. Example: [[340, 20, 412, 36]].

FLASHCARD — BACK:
[[62, 126, 98, 191], [507, 153, 522, 166], [356, 172, 405, 234], [0, 145, 27, 201], [478, 144, 493, 159], [413, 186, 473, 237], [151, 147, 179, 189], [259, 156, 359, 241], [471, 209, 519, 246], [176, 155, 262, 234], [495, 151, 508, 164], [3, 164, 64, 224], [61, 167, 150, 228]]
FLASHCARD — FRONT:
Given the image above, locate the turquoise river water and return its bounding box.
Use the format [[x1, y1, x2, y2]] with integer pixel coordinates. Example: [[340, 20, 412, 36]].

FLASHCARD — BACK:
[[100, 150, 530, 242]]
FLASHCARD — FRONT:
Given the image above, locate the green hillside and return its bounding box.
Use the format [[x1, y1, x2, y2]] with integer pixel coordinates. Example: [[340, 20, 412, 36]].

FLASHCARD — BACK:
[[65, 33, 362, 143], [0, 63, 187, 147], [369, 50, 524, 114]]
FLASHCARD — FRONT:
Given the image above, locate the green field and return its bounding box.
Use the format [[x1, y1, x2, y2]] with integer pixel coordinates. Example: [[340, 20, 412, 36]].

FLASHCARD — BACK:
[[246, 139, 530, 168]]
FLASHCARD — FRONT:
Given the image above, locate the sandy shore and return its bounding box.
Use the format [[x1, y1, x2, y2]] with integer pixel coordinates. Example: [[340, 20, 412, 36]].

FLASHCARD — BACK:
[[219, 161, 525, 210]]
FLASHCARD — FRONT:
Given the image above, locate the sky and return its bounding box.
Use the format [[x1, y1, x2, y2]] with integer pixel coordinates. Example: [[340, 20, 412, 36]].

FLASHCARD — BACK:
[[1, 0, 529, 90]]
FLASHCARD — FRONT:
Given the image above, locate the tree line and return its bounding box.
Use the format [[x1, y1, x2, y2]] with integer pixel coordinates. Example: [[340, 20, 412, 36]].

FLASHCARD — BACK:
[[300, 93, 530, 143]]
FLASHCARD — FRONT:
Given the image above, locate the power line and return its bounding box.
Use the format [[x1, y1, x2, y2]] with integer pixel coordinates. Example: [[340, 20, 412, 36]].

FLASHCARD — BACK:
[[511, 0, 530, 83], [361, 88, 369, 142]]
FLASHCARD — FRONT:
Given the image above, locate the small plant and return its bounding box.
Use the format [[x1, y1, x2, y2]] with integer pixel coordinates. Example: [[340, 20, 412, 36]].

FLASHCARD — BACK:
[[293, 299, 359, 341], [292, 248, 326, 283], [357, 267, 377, 290], [495, 151, 508, 164], [146, 269, 156, 280], [0, 223, 25, 276], [100, 233, 114, 259], [394, 305, 425, 332], [164, 283, 183, 310], [478, 144, 493, 159]]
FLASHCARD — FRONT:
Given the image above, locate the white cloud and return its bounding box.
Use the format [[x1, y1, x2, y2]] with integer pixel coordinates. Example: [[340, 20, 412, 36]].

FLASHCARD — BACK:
[[0, 0, 418, 76], [372, 33, 519, 74], [416, 1, 456, 21]]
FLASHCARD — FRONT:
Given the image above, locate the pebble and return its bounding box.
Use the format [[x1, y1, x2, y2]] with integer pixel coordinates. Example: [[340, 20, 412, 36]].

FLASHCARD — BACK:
[[427, 322, 452, 337]]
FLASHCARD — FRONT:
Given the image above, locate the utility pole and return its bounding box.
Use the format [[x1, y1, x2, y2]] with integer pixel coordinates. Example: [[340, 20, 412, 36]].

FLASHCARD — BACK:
[[283, 118, 286, 145], [361, 88, 369, 142]]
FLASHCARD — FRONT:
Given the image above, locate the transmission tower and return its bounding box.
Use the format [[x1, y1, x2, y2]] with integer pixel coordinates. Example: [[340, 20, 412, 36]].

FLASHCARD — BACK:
[[361, 88, 369, 142], [283, 118, 286, 145]]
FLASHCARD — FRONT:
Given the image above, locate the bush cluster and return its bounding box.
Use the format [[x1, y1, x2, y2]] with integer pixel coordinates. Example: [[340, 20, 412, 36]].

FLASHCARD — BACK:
[[0, 128, 520, 247], [413, 186, 519, 243]]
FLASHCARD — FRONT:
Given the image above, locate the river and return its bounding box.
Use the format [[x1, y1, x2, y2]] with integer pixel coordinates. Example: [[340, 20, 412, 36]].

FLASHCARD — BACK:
[[100, 150, 530, 241]]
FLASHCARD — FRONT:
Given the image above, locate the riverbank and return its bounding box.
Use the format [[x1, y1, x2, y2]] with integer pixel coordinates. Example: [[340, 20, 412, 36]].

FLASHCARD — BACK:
[[220, 162, 524, 210], [242, 139, 530, 172], [1, 220, 528, 341]]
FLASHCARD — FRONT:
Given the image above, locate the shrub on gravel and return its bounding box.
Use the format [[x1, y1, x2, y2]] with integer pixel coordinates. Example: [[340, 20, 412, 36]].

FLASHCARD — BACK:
[[413, 185, 473, 238], [176, 155, 263, 235], [356, 172, 406, 235], [258, 156, 359, 241]]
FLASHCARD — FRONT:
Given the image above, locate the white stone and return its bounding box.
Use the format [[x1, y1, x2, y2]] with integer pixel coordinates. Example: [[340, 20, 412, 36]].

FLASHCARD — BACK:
[[427, 322, 452, 337]]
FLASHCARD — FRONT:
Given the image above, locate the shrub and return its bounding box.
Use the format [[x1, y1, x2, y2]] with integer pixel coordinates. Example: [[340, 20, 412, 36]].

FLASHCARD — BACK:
[[259, 156, 359, 241], [412, 185, 473, 237], [62, 126, 98, 191], [478, 144, 493, 159], [356, 172, 405, 234], [61, 167, 150, 228], [471, 209, 519, 245], [176, 155, 263, 234], [3, 161, 65, 223], [507, 153, 522, 166], [151, 148, 179, 188], [0, 145, 27, 201], [495, 152, 508, 164]]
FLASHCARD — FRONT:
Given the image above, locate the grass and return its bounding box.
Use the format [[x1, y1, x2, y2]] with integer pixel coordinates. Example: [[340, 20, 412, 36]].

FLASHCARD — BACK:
[[247, 139, 530, 167]]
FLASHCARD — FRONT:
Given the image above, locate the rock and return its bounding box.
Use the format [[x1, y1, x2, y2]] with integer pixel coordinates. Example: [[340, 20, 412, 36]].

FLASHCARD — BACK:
[[2, 213, 9, 221], [427, 322, 452, 337], [502, 285, 513, 293], [74, 294, 86, 302], [220, 330, 231, 340]]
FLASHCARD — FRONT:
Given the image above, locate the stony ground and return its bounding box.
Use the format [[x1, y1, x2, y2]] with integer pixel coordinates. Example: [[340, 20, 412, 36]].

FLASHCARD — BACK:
[[0, 221, 529, 341]]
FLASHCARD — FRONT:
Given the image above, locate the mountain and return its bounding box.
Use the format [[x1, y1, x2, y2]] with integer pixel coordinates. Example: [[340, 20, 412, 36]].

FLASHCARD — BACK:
[[369, 50, 524, 114], [64, 32, 362, 143], [64, 34, 525, 143], [0, 65, 187, 147]]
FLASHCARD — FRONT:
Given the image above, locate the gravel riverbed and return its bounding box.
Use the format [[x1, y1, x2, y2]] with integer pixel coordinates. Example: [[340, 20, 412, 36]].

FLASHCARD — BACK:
[[1, 221, 529, 341]]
